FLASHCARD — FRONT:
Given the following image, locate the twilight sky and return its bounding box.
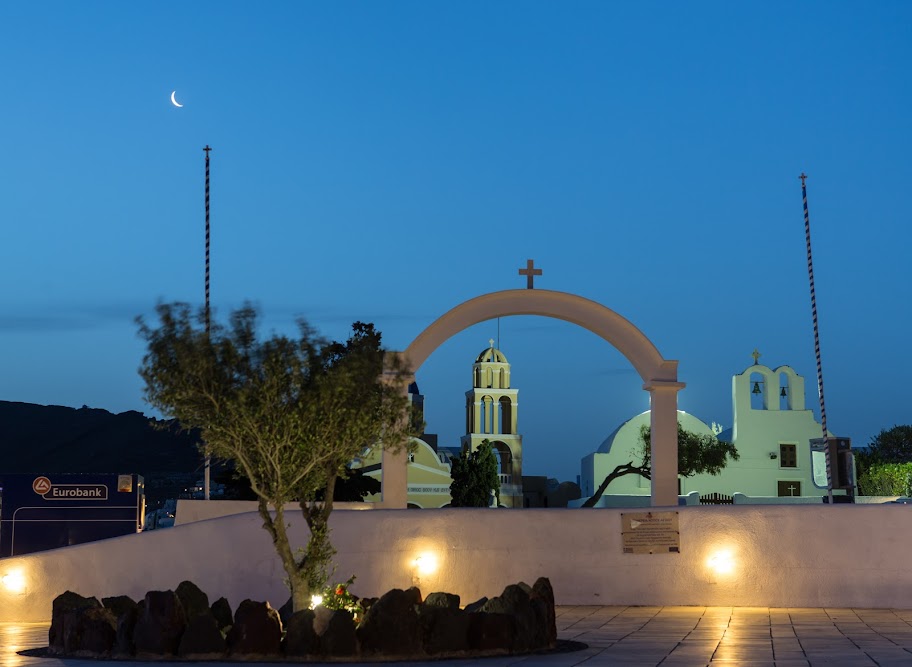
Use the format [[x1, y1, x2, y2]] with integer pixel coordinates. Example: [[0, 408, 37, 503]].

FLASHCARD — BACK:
[[1, 2, 910, 483]]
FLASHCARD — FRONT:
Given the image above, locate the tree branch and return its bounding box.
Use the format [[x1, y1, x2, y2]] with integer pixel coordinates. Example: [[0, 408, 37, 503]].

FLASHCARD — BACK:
[[581, 462, 650, 508]]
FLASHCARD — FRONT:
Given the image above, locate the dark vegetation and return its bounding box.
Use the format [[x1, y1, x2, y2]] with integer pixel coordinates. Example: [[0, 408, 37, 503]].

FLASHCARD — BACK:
[[449, 439, 501, 507], [854, 425, 912, 496]]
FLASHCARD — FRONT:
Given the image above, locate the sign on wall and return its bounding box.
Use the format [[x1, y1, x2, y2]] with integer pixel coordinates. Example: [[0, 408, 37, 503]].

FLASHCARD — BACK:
[[32, 476, 108, 500], [407, 485, 452, 494], [621, 511, 680, 554]]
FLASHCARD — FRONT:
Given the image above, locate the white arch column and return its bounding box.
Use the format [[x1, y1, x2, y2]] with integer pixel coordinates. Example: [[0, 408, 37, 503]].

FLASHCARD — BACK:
[[377, 365, 412, 508], [379, 446, 408, 508], [645, 379, 685, 506]]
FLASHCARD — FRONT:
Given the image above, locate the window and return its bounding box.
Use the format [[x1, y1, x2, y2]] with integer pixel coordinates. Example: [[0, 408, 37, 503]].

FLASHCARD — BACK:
[[811, 450, 828, 487], [777, 480, 801, 497], [780, 443, 798, 468]]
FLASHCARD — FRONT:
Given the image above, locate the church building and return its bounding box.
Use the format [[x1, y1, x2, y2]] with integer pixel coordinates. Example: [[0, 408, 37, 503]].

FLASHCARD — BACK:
[[579, 353, 844, 502]]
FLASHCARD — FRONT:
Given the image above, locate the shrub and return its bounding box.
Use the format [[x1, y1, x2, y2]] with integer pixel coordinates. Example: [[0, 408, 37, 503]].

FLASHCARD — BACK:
[[857, 462, 912, 496]]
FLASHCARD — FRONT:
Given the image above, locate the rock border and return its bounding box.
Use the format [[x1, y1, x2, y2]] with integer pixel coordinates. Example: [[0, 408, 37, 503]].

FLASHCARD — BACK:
[[45, 578, 558, 661]]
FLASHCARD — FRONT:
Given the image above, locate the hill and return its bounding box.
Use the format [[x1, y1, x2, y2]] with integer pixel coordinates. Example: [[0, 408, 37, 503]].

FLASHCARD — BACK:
[[0, 401, 205, 506]]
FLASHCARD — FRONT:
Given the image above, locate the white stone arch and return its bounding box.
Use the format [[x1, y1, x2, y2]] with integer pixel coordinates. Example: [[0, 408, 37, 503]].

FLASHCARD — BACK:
[[381, 289, 684, 508]]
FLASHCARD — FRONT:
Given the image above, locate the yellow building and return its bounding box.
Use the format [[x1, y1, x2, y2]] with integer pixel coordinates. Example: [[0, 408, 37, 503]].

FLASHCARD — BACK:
[[353, 341, 527, 508], [356, 439, 455, 509], [354, 382, 457, 508]]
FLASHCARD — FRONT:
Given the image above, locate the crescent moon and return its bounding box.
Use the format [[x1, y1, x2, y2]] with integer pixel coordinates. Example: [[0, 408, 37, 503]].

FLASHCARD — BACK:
[[170, 91, 183, 108]]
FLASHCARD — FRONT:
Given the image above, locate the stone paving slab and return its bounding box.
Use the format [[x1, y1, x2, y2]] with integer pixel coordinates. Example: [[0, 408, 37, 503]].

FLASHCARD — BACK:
[[5, 606, 912, 667]]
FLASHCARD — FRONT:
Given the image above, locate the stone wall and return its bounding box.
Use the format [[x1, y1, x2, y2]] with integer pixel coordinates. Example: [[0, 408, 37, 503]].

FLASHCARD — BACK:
[[2, 504, 912, 622]]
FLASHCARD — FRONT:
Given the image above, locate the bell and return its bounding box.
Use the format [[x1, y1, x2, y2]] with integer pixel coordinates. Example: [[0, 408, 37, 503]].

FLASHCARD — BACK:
[[752, 381, 762, 395], [780, 386, 788, 398]]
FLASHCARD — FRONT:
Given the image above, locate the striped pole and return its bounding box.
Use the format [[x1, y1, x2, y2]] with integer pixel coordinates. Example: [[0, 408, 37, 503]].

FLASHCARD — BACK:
[[203, 145, 212, 501], [204, 145, 212, 336], [801, 173, 833, 503]]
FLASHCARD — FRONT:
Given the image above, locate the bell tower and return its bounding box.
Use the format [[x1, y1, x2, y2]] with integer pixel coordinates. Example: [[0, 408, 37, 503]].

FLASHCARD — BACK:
[[460, 340, 524, 507]]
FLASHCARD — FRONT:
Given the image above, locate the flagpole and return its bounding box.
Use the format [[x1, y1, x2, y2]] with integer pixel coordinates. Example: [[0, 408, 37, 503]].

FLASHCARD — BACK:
[[801, 173, 833, 504], [203, 145, 212, 501]]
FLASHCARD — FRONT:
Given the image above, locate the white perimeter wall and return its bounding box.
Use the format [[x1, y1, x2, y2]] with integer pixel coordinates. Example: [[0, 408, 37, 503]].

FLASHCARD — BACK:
[[172, 499, 373, 525], [2, 504, 911, 622]]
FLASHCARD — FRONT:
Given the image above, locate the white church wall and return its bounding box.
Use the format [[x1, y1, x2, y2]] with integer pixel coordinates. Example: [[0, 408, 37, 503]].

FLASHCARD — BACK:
[[3, 504, 912, 622], [721, 409, 828, 497], [581, 410, 713, 498], [581, 453, 649, 498]]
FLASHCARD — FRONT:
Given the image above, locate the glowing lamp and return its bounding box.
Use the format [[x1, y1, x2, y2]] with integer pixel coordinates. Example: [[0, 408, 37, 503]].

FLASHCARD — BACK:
[[707, 550, 735, 576], [310, 594, 323, 609], [414, 553, 438, 576], [1, 569, 27, 595]]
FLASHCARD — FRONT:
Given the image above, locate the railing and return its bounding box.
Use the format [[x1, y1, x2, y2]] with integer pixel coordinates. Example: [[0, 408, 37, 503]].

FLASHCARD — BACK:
[[700, 492, 734, 505], [498, 474, 513, 485]]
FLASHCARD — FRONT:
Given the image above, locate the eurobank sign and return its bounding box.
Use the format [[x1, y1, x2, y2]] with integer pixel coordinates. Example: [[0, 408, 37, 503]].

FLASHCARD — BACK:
[[46, 485, 108, 500], [1, 473, 145, 557], [32, 476, 108, 501]]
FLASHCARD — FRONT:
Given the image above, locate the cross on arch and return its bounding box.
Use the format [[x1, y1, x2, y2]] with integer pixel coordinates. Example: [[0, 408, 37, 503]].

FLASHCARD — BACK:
[[518, 259, 542, 289]]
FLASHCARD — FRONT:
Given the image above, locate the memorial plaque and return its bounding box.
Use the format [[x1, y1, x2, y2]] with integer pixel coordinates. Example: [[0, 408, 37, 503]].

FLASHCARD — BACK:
[[621, 511, 680, 554]]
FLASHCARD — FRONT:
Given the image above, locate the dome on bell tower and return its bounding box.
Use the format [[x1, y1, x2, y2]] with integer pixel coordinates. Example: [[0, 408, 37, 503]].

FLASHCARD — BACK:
[[472, 339, 511, 389], [475, 340, 509, 364]]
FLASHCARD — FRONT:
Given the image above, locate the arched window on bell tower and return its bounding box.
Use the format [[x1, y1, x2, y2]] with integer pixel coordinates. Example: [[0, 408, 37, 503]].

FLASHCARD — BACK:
[[779, 371, 790, 410], [499, 396, 513, 434], [750, 371, 766, 410]]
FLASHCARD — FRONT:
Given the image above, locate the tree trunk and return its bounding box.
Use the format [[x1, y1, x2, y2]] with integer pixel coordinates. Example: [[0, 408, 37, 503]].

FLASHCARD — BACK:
[[581, 462, 649, 508], [295, 473, 338, 606], [290, 571, 311, 613], [257, 499, 309, 610]]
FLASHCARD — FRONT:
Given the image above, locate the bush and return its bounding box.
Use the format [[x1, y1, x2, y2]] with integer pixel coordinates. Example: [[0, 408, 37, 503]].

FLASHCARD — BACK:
[[857, 462, 912, 496]]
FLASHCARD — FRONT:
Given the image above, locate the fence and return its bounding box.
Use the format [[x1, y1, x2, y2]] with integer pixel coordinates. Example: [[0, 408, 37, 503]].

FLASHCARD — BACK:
[[700, 492, 734, 505]]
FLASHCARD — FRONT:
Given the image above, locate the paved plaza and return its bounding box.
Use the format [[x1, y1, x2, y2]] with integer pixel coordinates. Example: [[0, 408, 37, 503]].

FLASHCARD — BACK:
[[5, 605, 912, 666]]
